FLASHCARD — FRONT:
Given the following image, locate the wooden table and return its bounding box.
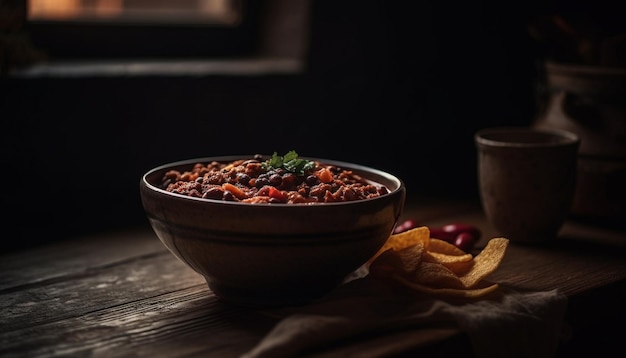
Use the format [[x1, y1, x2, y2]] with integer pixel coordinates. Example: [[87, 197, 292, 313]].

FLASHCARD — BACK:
[[2, 198, 625, 357]]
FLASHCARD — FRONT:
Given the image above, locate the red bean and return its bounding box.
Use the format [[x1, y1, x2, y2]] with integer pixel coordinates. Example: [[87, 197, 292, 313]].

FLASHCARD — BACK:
[[430, 223, 481, 251], [393, 220, 481, 252], [454, 232, 477, 252], [440, 223, 481, 240], [393, 219, 419, 234], [428, 227, 457, 243]]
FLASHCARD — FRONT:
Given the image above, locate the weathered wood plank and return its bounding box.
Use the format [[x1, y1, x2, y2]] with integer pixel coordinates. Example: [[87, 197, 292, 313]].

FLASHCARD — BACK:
[[0, 226, 164, 291], [1, 200, 624, 358], [1, 286, 275, 358], [490, 242, 626, 296], [1, 248, 207, 332]]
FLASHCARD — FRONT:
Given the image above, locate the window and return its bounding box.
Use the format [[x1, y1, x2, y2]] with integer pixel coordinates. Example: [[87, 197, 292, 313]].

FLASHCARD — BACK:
[[29, 0, 242, 25], [4, 0, 309, 77], [25, 0, 263, 59]]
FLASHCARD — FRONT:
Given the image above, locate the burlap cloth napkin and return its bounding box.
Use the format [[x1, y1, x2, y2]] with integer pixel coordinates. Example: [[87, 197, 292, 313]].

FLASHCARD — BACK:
[[242, 267, 568, 358]]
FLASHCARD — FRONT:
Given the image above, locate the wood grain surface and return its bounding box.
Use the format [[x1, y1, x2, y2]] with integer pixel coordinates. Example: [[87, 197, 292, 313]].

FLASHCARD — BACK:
[[1, 199, 624, 357]]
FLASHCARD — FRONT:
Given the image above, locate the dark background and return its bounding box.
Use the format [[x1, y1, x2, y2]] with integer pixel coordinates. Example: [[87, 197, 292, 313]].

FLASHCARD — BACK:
[[1, 1, 553, 251]]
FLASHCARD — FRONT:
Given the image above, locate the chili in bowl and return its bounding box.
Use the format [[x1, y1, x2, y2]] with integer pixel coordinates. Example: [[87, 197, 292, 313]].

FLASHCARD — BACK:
[[139, 152, 406, 307]]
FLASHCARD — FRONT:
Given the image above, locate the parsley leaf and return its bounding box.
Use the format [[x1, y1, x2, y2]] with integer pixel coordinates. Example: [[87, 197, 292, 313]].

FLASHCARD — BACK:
[[262, 151, 315, 175]]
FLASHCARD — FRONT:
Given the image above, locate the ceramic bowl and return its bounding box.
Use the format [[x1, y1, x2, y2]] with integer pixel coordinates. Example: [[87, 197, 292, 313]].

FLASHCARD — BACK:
[[139, 155, 406, 306]]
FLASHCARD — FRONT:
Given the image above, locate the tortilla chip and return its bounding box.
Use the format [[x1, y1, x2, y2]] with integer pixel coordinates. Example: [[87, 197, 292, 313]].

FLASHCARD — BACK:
[[369, 243, 425, 278], [459, 238, 509, 288], [369, 226, 430, 264], [427, 238, 468, 256], [368, 229, 510, 299]]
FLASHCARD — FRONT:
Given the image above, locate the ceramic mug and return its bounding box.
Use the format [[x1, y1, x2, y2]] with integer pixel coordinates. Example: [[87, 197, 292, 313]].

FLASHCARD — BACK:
[[475, 127, 580, 243]]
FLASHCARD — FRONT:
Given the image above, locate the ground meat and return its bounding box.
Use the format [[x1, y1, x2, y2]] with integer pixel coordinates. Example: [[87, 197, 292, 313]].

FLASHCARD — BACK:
[[159, 154, 390, 204]]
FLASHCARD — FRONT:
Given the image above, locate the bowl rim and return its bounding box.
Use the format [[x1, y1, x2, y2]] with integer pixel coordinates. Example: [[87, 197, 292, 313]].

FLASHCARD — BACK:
[[141, 155, 405, 207], [475, 127, 580, 148]]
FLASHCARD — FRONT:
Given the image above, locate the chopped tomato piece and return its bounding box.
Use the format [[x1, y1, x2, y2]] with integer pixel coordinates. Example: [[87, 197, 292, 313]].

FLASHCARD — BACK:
[[267, 186, 288, 202], [316, 167, 334, 183]]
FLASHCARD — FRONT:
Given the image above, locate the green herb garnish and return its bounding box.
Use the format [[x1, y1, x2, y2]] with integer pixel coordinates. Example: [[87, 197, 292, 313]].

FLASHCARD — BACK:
[[262, 150, 315, 175]]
